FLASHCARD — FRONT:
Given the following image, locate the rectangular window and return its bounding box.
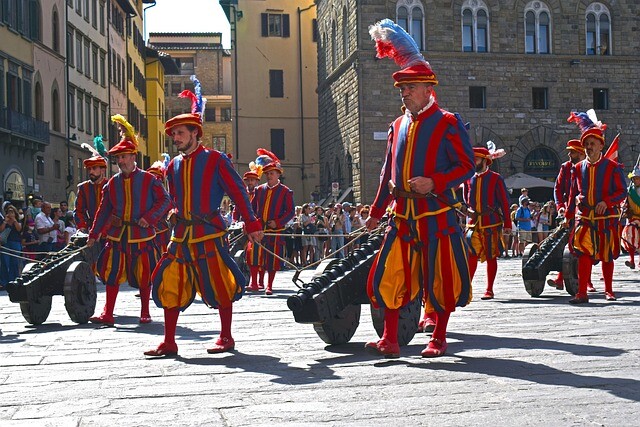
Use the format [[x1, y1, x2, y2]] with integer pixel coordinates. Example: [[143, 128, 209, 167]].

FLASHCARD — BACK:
[[171, 82, 181, 96], [593, 88, 609, 110], [269, 70, 284, 98], [68, 88, 76, 127], [99, 1, 105, 34], [92, 44, 99, 82], [261, 13, 290, 37], [67, 28, 74, 67], [75, 0, 81, 15], [54, 160, 61, 179], [77, 92, 83, 131], [469, 86, 486, 109], [37, 156, 45, 176], [99, 50, 106, 86], [212, 135, 226, 152], [93, 100, 99, 135], [0, 63, 4, 110], [91, 0, 97, 28], [84, 38, 90, 77], [221, 108, 232, 121], [205, 108, 216, 122], [270, 129, 285, 160], [84, 0, 89, 21], [76, 34, 83, 73], [532, 87, 548, 110], [77, 158, 83, 182], [312, 19, 318, 42], [22, 70, 32, 117], [101, 104, 107, 138]]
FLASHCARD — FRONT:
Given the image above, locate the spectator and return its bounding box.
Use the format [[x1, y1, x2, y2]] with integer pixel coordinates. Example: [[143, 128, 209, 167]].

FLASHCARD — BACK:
[[51, 207, 66, 251], [0, 205, 23, 287], [21, 219, 39, 260], [314, 207, 329, 260], [63, 215, 78, 245], [300, 203, 316, 266], [515, 197, 533, 254], [510, 204, 521, 256], [35, 202, 59, 256], [329, 203, 347, 259]]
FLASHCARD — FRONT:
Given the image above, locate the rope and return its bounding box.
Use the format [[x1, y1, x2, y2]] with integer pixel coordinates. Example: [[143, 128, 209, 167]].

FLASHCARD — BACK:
[[0, 244, 89, 269]]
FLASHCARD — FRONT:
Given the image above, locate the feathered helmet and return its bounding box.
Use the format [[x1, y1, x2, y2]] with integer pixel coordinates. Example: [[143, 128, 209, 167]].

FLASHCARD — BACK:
[[147, 153, 170, 180], [255, 148, 282, 174], [565, 139, 585, 154], [369, 19, 437, 87], [244, 160, 262, 181], [108, 115, 138, 155], [473, 141, 506, 166], [81, 135, 108, 168], [567, 109, 607, 146], [165, 75, 206, 138]]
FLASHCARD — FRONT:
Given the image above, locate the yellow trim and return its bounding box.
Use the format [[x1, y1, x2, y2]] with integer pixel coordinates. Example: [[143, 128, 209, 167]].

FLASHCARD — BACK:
[[171, 229, 226, 243], [393, 77, 438, 87]]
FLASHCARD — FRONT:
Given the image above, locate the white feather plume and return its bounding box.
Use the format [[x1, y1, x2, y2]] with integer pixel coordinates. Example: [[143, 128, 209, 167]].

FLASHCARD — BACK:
[[586, 109, 603, 129], [81, 142, 100, 158]]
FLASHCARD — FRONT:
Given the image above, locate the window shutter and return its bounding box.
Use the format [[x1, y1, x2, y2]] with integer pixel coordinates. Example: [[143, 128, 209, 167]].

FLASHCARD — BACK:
[[283, 14, 290, 37], [261, 13, 268, 37]]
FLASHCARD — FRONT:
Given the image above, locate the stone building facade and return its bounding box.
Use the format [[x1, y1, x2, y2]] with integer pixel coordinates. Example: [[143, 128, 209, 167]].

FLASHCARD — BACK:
[[316, 0, 640, 204]]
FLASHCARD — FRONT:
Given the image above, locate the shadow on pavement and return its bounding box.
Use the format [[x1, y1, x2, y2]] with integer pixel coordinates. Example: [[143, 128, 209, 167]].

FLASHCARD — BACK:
[[175, 350, 340, 385]]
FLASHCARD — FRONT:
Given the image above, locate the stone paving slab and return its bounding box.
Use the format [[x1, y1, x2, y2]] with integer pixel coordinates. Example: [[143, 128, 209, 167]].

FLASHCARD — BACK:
[[0, 256, 639, 426]]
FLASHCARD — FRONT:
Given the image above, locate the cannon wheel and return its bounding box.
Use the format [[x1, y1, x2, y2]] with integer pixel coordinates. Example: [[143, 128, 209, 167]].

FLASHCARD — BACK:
[[371, 296, 421, 346], [19, 263, 53, 325], [522, 243, 545, 297], [64, 261, 97, 324], [562, 247, 579, 296], [313, 303, 361, 345]]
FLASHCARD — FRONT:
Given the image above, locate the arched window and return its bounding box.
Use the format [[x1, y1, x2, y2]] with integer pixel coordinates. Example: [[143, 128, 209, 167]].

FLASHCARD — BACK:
[[586, 3, 611, 55], [524, 2, 551, 54], [52, 87, 60, 131], [35, 81, 43, 121], [52, 8, 60, 52], [331, 20, 337, 70], [396, 0, 424, 51], [461, 0, 489, 53], [342, 6, 349, 60]]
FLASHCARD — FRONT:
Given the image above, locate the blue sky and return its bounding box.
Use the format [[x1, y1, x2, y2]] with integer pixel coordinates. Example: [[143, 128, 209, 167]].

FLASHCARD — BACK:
[[144, 0, 231, 48]]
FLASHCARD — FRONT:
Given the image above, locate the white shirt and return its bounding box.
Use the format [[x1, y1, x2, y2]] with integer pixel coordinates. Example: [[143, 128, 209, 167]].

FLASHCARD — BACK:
[[35, 212, 56, 243]]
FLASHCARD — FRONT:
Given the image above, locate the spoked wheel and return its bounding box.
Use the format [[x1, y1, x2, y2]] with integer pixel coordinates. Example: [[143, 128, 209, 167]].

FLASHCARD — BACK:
[[370, 296, 421, 346], [313, 303, 361, 345], [64, 261, 97, 324], [522, 243, 545, 297], [562, 246, 579, 296], [18, 263, 53, 325]]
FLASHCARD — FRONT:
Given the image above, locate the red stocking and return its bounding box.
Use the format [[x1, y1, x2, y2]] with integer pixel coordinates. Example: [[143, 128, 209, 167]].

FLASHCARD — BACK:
[[267, 270, 276, 291], [382, 308, 399, 344], [468, 254, 479, 281], [249, 266, 259, 286], [577, 255, 592, 297], [163, 308, 180, 346], [432, 311, 451, 342], [219, 306, 233, 339], [486, 258, 498, 294], [629, 251, 635, 267], [258, 270, 266, 287], [601, 260, 614, 294], [555, 270, 564, 284], [139, 282, 151, 317], [103, 284, 120, 317]]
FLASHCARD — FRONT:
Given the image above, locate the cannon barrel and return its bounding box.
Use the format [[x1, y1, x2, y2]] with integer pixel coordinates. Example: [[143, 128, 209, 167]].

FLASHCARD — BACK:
[[286, 233, 383, 323], [522, 226, 568, 281]]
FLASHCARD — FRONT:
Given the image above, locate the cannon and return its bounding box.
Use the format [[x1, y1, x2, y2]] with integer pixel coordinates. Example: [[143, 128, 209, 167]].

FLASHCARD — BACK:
[[521, 226, 578, 297], [6, 234, 101, 325], [287, 232, 421, 346], [228, 223, 249, 281]]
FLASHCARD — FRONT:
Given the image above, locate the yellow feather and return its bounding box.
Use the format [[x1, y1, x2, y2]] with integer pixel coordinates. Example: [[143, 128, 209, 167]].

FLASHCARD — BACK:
[[110, 114, 138, 146]]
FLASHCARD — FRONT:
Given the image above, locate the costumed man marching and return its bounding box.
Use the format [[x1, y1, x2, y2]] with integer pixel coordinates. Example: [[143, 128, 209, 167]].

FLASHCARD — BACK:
[[464, 143, 512, 300], [564, 110, 626, 303], [622, 167, 640, 269], [547, 139, 587, 290], [87, 115, 171, 325], [145, 76, 264, 357], [74, 136, 108, 235], [233, 163, 263, 291], [147, 154, 172, 254], [365, 20, 474, 358], [249, 149, 294, 295]]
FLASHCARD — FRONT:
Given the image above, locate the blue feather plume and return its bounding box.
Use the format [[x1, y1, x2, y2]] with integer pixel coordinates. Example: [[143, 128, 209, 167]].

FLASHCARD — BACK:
[[369, 19, 426, 68], [161, 153, 170, 169]]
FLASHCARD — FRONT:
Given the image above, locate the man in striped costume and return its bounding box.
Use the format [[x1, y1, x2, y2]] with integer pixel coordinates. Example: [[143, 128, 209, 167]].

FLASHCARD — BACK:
[[249, 149, 294, 295], [87, 115, 171, 326], [564, 111, 626, 303], [74, 155, 107, 234], [621, 168, 640, 269], [464, 146, 512, 300], [146, 161, 172, 254], [547, 139, 587, 290], [145, 111, 264, 357]]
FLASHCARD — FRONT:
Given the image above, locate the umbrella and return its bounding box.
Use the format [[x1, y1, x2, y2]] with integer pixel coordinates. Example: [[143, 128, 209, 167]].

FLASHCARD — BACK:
[[504, 172, 555, 189]]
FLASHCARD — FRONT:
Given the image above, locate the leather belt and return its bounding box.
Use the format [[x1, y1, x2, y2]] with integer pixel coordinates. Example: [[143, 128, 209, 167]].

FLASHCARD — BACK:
[[388, 181, 428, 199]]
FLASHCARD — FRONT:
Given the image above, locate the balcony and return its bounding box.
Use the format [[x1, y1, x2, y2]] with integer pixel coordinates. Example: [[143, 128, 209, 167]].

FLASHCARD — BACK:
[[0, 107, 50, 149]]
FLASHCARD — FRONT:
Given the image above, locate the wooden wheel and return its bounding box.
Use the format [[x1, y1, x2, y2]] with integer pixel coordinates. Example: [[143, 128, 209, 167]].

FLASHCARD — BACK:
[[370, 296, 421, 346], [313, 304, 361, 345], [522, 243, 545, 297], [18, 263, 52, 325], [64, 261, 97, 324], [562, 246, 579, 296]]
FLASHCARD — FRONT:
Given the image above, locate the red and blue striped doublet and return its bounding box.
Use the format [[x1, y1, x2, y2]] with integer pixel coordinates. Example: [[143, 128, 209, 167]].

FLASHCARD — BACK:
[[554, 161, 574, 210], [566, 156, 626, 262], [464, 169, 512, 262], [622, 185, 640, 252], [90, 167, 171, 287], [151, 145, 262, 310], [249, 182, 294, 271], [367, 103, 474, 313], [74, 179, 105, 230], [247, 182, 294, 271]]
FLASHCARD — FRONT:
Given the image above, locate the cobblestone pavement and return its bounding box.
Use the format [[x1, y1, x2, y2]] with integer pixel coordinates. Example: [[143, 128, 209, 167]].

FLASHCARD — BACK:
[[0, 256, 639, 426]]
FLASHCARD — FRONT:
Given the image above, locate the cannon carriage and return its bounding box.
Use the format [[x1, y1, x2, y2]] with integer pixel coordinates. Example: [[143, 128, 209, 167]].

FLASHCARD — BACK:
[[521, 226, 579, 297], [287, 232, 421, 346], [6, 234, 101, 325]]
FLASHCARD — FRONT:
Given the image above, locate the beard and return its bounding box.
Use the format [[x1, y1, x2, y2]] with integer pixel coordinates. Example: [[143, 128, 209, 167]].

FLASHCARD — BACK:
[[89, 174, 103, 182], [475, 163, 486, 173]]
